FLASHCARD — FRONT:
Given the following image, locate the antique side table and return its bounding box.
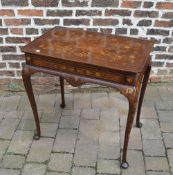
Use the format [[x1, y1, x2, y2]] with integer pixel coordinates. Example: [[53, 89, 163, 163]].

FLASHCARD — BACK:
[[21, 27, 154, 169]]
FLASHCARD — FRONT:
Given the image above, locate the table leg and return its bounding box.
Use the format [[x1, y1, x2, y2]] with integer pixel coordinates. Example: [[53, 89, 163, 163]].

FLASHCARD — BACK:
[[60, 76, 65, 108], [22, 65, 41, 140], [136, 65, 151, 128], [121, 91, 138, 169]]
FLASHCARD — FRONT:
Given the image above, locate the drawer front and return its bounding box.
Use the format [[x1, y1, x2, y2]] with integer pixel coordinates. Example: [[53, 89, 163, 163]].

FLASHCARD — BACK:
[[27, 55, 136, 85]]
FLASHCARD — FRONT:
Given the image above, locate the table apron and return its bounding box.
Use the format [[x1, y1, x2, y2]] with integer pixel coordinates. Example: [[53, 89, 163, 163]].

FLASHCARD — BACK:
[[26, 55, 138, 86], [24, 64, 136, 93]]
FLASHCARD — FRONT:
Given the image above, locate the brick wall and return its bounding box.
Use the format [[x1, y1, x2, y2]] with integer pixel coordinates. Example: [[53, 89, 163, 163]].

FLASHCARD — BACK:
[[0, 0, 173, 84]]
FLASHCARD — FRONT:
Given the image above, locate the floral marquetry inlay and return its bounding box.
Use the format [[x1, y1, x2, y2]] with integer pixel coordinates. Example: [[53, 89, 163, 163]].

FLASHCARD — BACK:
[[32, 57, 128, 84], [22, 27, 155, 74]]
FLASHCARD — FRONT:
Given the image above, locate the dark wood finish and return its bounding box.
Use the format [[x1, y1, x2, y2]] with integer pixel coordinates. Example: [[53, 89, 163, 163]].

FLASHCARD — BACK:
[[22, 27, 154, 73], [22, 66, 40, 140], [136, 65, 151, 128], [59, 76, 65, 108], [21, 27, 154, 168]]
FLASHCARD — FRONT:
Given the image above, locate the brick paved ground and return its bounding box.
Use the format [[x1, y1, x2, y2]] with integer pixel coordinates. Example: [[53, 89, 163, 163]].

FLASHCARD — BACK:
[[0, 84, 173, 175]]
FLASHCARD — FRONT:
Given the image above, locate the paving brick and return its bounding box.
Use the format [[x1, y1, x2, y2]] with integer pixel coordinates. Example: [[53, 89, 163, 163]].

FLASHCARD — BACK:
[[97, 159, 120, 174], [99, 131, 120, 146], [21, 163, 46, 175], [0, 140, 10, 161], [0, 169, 20, 175], [141, 106, 157, 118], [0, 97, 4, 110], [0, 118, 20, 139], [108, 91, 128, 110], [100, 108, 119, 131], [46, 173, 69, 175], [158, 86, 173, 101], [145, 157, 169, 171], [120, 113, 129, 128], [53, 129, 77, 153], [121, 127, 142, 150], [55, 93, 74, 110], [121, 150, 145, 175], [0, 96, 20, 112], [40, 123, 58, 137], [48, 153, 72, 172], [99, 118, 119, 132], [7, 130, 33, 155], [141, 119, 162, 139], [146, 172, 171, 175], [22, 110, 41, 120], [98, 145, 120, 160], [156, 101, 173, 111], [74, 143, 97, 167], [18, 95, 38, 111], [81, 109, 100, 120], [167, 85, 173, 92], [1, 154, 25, 169], [78, 120, 99, 144], [54, 94, 62, 110], [62, 109, 80, 116], [41, 112, 61, 123], [163, 133, 173, 148], [91, 92, 109, 108], [37, 94, 56, 111], [3, 111, 23, 119], [74, 93, 91, 109], [17, 96, 30, 111], [27, 138, 54, 163], [18, 119, 35, 130], [101, 108, 119, 118], [0, 87, 173, 175], [167, 149, 173, 173], [160, 123, 173, 132], [72, 167, 95, 175], [59, 116, 80, 129], [143, 139, 165, 156], [158, 111, 173, 122], [63, 93, 73, 109], [0, 112, 3, 121], [144, 86, 161, 104]]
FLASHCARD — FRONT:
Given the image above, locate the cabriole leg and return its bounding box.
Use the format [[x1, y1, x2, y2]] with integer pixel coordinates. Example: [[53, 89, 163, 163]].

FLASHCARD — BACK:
[[60, 76, 65, 108], [22, 65, 41, 140], [121, 91, 138, 169], [136, 65, 151, 128]]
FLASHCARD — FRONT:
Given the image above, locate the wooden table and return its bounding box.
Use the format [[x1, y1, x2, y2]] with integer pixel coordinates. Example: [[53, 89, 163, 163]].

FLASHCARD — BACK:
[[21, 27, 154, 169]]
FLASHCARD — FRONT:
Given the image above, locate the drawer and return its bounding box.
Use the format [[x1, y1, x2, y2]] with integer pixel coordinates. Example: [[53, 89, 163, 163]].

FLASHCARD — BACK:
[[26, 54, 137, 85]]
